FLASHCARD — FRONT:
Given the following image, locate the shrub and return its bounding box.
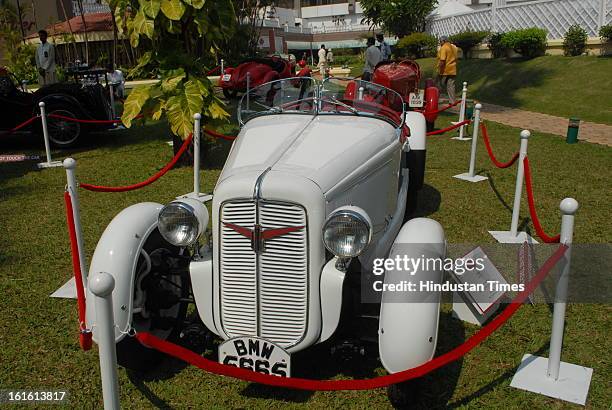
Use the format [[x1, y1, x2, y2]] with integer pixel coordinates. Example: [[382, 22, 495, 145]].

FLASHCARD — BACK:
[[487, 32, 506, 58], [449, 30, 489, 58], [599, 24, 612, 43], [395, 32, 437, 59], [563, 24, 588, 56], [501, 27, 547, 58]]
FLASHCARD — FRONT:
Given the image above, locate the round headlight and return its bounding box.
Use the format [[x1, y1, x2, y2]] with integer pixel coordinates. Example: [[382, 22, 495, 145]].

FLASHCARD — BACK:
[[322, 207, 372, 258], [158, 199, 208, 247]]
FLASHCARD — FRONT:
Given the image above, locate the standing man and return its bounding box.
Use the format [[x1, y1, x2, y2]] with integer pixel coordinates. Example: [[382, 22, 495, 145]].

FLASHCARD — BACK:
[[35, 30, 57, 87], [317, 44, 327, 74], [376, 33, 392, 62], [363, 37, 381, 82], [436, 35, 458, 103]]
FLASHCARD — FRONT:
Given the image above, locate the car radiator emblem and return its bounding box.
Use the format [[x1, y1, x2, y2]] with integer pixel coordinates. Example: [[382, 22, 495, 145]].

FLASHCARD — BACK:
[[223, 222, 304, 253]]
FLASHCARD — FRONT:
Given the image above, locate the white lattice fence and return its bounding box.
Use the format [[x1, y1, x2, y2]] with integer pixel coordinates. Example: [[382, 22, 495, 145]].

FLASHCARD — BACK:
[[428, 0, 612, 39], [497, 0, 601, 38]]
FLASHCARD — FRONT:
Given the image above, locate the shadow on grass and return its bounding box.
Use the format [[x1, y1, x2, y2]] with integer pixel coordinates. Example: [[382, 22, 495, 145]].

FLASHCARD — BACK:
[[447, 341, 550, 409], [457, 59, 551, 109], [412, 184, 442, 218]]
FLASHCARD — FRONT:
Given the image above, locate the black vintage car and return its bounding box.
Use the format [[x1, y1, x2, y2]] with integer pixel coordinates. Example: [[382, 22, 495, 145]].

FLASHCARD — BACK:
[[0, 68, 114, 147]]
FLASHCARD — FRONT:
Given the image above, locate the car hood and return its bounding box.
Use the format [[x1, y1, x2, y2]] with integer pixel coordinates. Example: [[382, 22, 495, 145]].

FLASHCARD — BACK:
[[217, 113, 399, 194]]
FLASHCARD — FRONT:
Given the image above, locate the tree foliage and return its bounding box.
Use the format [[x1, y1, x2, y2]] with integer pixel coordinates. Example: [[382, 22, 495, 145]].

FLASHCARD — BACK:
[[359, 0, 437, 38], [110, 0, 236, 139], [0, 1, 38, 83]]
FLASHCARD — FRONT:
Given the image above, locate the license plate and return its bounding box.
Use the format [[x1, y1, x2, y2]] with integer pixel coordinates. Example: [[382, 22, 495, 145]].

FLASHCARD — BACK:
[[219, 337, 290, 377], [222, 74, 231, 82], [408, 90, 425, 107]]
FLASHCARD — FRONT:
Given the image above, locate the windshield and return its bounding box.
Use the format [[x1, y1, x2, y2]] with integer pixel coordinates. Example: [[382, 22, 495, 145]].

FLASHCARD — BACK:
[[238, 77, 405, 128]]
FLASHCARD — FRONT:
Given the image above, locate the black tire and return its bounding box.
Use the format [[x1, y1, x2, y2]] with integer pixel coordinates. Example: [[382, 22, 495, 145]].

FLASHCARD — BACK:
[[405, 184, 419, 222], [222, 88, 238, 99], [387, 379, 422, 409], [45, 107, 83, 148], [116, 229, 189, 372], [426, 120, 435, 133]]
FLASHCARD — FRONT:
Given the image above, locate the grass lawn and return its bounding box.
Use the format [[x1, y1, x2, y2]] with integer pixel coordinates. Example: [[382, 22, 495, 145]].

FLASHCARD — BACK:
[[416, 56, 612, 125], [0, 111, 610, 408]]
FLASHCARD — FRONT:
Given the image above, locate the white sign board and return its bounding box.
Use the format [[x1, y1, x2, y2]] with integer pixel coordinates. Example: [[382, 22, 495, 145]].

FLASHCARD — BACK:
[[452, 246, 507, 315], [408, 90, 425, 107]]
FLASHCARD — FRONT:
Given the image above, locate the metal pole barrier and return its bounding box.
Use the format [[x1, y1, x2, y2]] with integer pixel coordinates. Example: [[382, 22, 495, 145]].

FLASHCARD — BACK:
[[467, 103, 482, 177], [221, 58, 225, 74], [547, 198, 578, 380], [358, 86, 364, 100], [453, 104, 487, 183], [458, 82, 468, 139], [246, 72, 251, 111], [510, 196, 591, 405], [89, 272, 120, 410], [193, 113, 201, 196], [36, 102, 62, 168], [64, 158, 88, 289], [22, 80, 27, 92], [109, 84, 116, 120], [509, 130, 530, 237]]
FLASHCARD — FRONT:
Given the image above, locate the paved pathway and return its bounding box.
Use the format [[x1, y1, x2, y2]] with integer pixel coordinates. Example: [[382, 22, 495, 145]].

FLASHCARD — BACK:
[[477, 102, 612, 147]]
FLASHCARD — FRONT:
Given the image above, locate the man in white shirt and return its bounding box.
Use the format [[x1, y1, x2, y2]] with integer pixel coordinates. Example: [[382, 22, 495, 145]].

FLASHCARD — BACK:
[[35, 30, 57, 87], [317, 44, 327, 74], [363, 37, 381, 82], [106, 64, 125, 98], [376, 33, 392, 62]]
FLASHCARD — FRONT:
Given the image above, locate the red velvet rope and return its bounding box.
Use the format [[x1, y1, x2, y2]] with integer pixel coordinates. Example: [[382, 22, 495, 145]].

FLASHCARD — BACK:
[[523, 157, 561, 243], [207, 66, 221, 75], [204, 129, 236, 141], [64, 191, 92, 351], [416, 99, 461, 115], [80, 134, 193, 192], [481, 123, 520, 168], [48, 113, 143, 124], [426, 120, 471, 136], [135, 244, 567, 391], [0, 115, 40, 135]]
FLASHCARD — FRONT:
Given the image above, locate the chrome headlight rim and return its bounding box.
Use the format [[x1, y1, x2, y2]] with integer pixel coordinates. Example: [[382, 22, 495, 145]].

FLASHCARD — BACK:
[[158, 199, 206, 247], [322, 207, 372, 258]]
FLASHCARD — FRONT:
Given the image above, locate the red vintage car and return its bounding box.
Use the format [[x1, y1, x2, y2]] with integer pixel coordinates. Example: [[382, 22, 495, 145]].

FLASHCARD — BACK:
[[372, 60, 440, 131], [220, 56, 295, 99]]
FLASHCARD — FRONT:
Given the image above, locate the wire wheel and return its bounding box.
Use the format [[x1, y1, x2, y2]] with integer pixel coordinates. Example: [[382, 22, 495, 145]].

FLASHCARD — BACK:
[[47, 109, 81, 147]]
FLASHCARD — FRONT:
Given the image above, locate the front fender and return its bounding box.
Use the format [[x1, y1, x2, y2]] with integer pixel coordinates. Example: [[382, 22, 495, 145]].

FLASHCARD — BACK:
[[86, 202, 163, 342], [378, 218, 446, 373]]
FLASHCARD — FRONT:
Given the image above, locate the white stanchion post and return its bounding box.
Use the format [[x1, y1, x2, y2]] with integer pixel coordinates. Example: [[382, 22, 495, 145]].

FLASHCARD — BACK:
[[511, 198, 592, 406], [453, 103, 488, 182], [22, 80, 27, 92], [246, 72, 251, 111], [37, 102, 62, 169], [548, 198, 577, 379], [89, 272, 120, 410], [221, 58, 225, 74], [109, 84, 116, 120], [64, 158, 88, 290], [452, 82, 471, 141], [193, 113, 201, 197], [358, 86, 364, 100], [489, 130, 537, 243]]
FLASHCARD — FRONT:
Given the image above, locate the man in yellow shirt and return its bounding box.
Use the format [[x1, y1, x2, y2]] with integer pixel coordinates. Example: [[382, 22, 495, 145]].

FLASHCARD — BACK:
[[436, 35, 459, 103]]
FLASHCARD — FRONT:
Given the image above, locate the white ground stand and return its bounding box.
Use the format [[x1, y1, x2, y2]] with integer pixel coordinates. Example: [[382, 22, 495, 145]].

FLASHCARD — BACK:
[[453, 104, 488, 182], [511, 354, 593, 405], [50, 277, 77, 299]]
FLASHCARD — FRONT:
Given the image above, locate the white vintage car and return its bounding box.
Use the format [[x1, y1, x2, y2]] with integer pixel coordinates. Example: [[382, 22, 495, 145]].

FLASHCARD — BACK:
[[86, 77, 446, 406]]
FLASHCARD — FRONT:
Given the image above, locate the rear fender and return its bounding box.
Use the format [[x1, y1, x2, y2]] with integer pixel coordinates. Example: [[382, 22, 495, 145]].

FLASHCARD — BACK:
[[423, 86, 440, 123], [378, 218, 446, 373], [85, 202, 163, 343]]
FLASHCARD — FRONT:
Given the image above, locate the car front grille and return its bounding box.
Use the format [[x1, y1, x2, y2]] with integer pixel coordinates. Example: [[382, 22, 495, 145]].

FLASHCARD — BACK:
[[220, 200, 308, 348]]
